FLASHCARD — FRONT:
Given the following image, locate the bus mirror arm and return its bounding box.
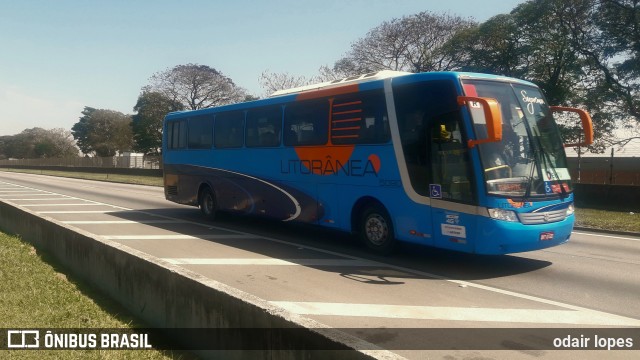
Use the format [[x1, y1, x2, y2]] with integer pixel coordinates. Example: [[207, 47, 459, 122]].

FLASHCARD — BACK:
[[550, 106, 594, 147], [457, 96, 503, 148]]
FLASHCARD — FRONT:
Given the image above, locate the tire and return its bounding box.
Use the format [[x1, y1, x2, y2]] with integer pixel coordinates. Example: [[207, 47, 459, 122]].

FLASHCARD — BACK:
[[359, 204, 397, 255], [199, 187, 217, 220]]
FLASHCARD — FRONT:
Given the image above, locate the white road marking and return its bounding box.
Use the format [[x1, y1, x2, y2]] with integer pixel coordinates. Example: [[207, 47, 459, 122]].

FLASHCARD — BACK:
[[2, 198, 72, 201], [0, 193, 60, 196], [271, 301, 640, 326], [0, 191, 45, 193], [573, 231, 639, 242], [63, 220, 182, 224], [37, 210, 119, 214], [0, 180, 248, 235], [102, 234, 255, 240], [164, 258, 378, 266], [20, 203, 109, 207]]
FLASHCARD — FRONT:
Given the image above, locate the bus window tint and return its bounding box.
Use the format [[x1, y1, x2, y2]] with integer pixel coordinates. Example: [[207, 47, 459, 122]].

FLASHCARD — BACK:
[[188, 116, 213, 149], [246, 107, 282, 147], [331, 91, 389, 145], [168, 120, 187, 149], [214, 112, 245, 148], [284, 100, 329, 146]]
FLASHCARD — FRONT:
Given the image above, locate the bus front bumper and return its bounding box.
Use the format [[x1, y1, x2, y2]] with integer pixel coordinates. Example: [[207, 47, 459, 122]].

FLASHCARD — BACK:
[[474, 214, 574, 254]]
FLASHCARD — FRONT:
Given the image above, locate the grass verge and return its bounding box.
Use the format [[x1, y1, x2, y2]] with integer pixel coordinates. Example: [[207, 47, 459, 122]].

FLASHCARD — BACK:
[[0, 231, 186, 359], [574, 208, 639, 233], [0, 168, 163, 187]]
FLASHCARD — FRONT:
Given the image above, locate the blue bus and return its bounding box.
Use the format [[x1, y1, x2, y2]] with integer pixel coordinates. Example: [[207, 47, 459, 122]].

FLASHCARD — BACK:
[[162, 71, 593, 255]]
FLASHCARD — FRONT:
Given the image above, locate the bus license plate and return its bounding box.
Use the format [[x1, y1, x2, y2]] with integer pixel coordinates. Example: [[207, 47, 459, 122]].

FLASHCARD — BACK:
[[539, 231, 555, 241]]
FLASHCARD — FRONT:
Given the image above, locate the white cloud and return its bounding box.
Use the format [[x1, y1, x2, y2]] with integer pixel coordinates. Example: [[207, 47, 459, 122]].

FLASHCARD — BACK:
[[0, 86, 84, 136]]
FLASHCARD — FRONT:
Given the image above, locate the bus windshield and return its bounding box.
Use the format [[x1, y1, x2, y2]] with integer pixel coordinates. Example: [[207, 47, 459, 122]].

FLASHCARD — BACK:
[[463, 80, 571, 198]]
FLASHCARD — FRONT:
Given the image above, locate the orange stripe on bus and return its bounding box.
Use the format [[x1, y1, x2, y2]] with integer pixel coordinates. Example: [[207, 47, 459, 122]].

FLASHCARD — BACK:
[[333, 109, 362, 116], [332, 118, 362, 124], [333, 101, 362, 107], [331, 135, 359, 139], [333, 126, 361, 131]]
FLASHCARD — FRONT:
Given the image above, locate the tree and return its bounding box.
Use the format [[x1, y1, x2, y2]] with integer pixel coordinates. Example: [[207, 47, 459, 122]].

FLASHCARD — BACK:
[[443, 0, 639, 151], [71, 108, 133, 157], [146, 64, 246, 110], [0, 128, 78, 159], [335, 12, 476, 74], [444, 14, 526, 78], [574, 0, 640, 147], [258, 70, 315, 95], [71, 107, 97, 155], [131, 91, 184, 155], [259, 12, 475, 95]]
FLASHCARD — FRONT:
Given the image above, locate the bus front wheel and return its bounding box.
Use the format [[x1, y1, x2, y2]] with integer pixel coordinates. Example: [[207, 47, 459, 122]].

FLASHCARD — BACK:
[[199, 187, 217, 220], [360, 204, 396, 255]]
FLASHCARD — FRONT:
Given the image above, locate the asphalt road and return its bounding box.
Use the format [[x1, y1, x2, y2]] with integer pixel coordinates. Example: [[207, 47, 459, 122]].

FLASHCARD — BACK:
[[1, 171, 638, 359]]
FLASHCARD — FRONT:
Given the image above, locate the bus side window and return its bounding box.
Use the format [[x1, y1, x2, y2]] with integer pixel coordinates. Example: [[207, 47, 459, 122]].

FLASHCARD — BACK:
[[246, 107, 282, 148], [168, 120, 187, 150], [284, 100, 328, 146], [215, 112, 245, 148], [188, 115, 213, 149]]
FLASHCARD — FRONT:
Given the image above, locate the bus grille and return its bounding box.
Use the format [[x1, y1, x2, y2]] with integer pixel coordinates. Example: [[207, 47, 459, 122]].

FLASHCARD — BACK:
[[518, 209, 567, 225], [166, 186, 178, 196]]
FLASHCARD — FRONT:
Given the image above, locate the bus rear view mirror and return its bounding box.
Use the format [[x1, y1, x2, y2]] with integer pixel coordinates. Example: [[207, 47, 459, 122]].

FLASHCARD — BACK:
[[457, 96, 502, 148], [550, 106, 594, 147]]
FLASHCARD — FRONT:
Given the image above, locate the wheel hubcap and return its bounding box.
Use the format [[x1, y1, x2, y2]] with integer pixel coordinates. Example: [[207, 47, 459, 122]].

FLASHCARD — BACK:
[[203, 194, 214, 214], [365, 214, 388, 245]]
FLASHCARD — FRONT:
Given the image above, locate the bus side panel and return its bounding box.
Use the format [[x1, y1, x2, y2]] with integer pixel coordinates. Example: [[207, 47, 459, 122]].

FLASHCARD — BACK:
[[165, 162, 324, 222]]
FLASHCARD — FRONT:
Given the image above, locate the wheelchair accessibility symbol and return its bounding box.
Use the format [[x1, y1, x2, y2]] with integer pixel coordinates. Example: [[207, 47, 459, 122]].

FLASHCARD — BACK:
[[429, 184, 442, 199], [544, 181, 553, 194]]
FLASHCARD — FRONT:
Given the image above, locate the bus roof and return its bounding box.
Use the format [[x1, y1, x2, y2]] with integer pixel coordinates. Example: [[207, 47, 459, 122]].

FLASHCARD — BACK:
[[164, 71, 538, 120], [269, 70, 412, 97]]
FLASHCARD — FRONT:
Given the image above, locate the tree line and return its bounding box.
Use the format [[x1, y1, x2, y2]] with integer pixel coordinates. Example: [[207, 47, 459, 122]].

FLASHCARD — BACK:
[[1, 0, 637, 160]]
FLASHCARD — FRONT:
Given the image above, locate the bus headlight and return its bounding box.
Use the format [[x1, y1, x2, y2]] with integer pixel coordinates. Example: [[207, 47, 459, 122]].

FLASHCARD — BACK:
[[488, 208, 518, 222], [566, 204, 575, 216]]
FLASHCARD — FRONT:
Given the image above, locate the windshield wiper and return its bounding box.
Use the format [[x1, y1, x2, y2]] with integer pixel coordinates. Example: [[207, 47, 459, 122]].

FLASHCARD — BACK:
[[520, 154, 537, 202], [539, 143, 568, 199]]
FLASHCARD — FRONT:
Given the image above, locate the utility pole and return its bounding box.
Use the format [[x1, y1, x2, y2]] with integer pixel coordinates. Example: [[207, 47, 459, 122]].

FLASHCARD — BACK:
[[609, 147, 614, 185], [577, 145, 582, 183]]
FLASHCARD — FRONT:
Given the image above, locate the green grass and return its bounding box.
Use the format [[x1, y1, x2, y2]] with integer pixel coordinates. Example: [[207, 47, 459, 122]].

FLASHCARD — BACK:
[[0, 168, 163, 187], [574, 208, 640, 233], [0, 232, 186, 359]]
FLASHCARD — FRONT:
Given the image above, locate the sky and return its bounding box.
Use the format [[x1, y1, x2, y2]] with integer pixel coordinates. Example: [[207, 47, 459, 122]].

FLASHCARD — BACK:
[[0, 0, 525, 136]]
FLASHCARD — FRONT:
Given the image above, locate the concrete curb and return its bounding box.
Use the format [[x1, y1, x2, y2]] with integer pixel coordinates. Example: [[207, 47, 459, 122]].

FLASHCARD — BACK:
[[0, 200, 403, 360]]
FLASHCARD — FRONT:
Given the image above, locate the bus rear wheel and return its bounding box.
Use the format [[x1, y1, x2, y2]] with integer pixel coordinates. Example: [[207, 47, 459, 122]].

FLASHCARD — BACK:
[[199, 187, 217, 220], [360, 204, 396, 255]]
